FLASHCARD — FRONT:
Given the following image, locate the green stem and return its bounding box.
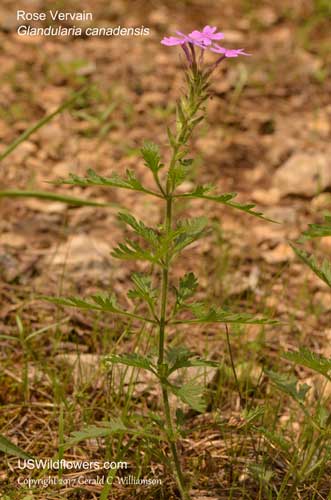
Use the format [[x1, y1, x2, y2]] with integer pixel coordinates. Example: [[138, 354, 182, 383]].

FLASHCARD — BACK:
[[154, 68, 209, 500], [158, 197, 172, 366], [157, 195, 189, 499], [162, 386, 190, 500]]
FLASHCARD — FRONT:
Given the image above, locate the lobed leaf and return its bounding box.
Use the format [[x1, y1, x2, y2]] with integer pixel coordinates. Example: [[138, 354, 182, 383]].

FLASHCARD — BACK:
[[127, 273, 157, 306], [283, 348, 331, 379], [55, 168, 161, 198], [176, 186, 276, 222], [43, 294, 156, 324], [118, 212, 159, 247], [174, 272, 199, 312], [166, 346, 220, 375], [141, 141, 163, 173], [105, 353, 157, 375], [266, 369, 310, 403], [168, 160, 191, 191], [65, 419, 126, 448], [171, 217, 208, 255], [111, 239, 161, 265], [301, 215, 331, 240], [45, 294, 117, 312], [292, 245, 331, 288], [170, 381, 207, 413], [172, 303, 277, 325]]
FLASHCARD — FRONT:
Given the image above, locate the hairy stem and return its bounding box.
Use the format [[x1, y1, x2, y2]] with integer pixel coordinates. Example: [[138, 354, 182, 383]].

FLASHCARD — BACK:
[[158, 197, 172, 366], [162, 386, 190, 500], [156, 68, 208, 500], [157, 195, 189, 499]]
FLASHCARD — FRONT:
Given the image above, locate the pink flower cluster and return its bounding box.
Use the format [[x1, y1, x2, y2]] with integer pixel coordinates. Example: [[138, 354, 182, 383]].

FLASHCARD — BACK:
[[161, 25, 250, 61]]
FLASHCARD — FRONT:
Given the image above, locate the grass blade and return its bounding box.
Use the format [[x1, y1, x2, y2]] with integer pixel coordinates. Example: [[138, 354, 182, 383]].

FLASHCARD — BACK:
[[0, 190, 116, 207], [0, 86, 89, 162]]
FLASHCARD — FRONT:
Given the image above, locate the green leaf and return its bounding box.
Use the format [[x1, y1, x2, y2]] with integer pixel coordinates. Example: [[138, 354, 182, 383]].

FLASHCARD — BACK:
[[118, 212, 159, 247], [56, 168, 161, 198], [128, 273, 157, 306], [176, 101, 186, 127], [0, 190, 113, 207], [66, 420, 163, 449], [301, 215, 331, 240], [176, 187, 276, 222], [43, 294, 156, 324], [266, 370, 310, 403], [65, 419, 126, 448], [174, 272, 199, 312], [0, 86, 89, 162], [168, 160, 191, 190], [170, 381, 207, 413], [105, 353, 157, 375], [292, 245, 331, 288], [283, 348, 331, 379], [166, 346, 220, 375], [111, 239, 161, 265], [172, 304, 277, 325], [171, 217, 208, 255], [167, 127, 177, 148], [141, 142, 163, 173], [0, 434, 32, 460], [45, 294, 118, 312]]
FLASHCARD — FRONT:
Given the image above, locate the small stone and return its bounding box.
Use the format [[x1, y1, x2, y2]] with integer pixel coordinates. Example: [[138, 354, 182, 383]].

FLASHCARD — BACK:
[[251, 188, 281, 206], [273, 153, 331, 197], [311, 193, 331, 210], [261, 243, 295, 263]]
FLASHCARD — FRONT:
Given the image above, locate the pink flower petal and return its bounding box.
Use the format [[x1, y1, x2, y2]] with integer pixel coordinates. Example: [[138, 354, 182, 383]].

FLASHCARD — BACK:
[[210, 45, 251, 57], [202, 25, 216, 34], [161, 36, 186, 46]]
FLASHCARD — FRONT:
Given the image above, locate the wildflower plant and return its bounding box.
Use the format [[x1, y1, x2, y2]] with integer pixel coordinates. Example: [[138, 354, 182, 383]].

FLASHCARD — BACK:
[[45, 27, 276, 498], [264, 216, 331, 493]]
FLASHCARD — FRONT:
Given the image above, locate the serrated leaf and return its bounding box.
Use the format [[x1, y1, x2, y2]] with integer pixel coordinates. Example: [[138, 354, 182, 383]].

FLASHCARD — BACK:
[[105, 353, 157, 375], [65, 419, 126, 447], [292, 245, 331, 288], [141, 141, 163, 173], [43, 294, 156, 324], [118, 212, 159, 247], [0, 434, 32, 459], [174, 272, 199, 312], [55, 168, 161, 198], [128, 272, 157, 306], [301, 216, 331, 240], [111, 239, 161, 265], [171, 217, 208, 255], [172, 304, 277, 325], [170, 381, 207, 413], [168, 161, 190, 190], [283, 348, 331, 379], [65, 419, 164, 450], [266, 369, 310, 403], [176, 187, 276, 222], [44, 294, 117, 313], [166, 346, 219, 375]]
